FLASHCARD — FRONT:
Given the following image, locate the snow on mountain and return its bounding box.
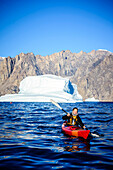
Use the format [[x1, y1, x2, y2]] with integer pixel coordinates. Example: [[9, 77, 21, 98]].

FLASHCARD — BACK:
[[97, 49, 112, 53], [0, 56, 5, 59], [0, 74, 83, 103]]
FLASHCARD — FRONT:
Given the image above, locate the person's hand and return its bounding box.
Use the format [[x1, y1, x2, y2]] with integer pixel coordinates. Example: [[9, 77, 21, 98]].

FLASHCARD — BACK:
[[67, 113, 70, 117], [83, 126, 88, 130]]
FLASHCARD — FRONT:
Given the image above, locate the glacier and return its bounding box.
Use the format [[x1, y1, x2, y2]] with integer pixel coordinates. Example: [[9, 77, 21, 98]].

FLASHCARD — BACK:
[[0, 75, 83, 103]]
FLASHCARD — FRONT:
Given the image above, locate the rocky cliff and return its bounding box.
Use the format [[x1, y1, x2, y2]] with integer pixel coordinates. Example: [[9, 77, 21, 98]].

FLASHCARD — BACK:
[[0, 57, 4, 65], [0, 50, 113, 101]]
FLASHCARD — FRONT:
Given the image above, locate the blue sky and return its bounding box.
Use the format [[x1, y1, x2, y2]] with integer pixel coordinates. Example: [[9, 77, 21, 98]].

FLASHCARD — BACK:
[[0, 0, 113, 57]]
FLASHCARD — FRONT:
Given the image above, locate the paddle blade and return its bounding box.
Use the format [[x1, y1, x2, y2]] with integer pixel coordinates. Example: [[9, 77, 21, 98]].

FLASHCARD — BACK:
[[50, 99, 62, 110], [90, 133, 100, 137]]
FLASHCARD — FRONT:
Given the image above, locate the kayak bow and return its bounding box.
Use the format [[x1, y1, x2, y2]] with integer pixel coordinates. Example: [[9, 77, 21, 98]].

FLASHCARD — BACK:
[[62, 124, 90, 139]]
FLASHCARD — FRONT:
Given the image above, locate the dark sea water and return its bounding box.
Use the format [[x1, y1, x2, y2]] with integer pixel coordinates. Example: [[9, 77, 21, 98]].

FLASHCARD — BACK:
[[0, 102, 113, 170]]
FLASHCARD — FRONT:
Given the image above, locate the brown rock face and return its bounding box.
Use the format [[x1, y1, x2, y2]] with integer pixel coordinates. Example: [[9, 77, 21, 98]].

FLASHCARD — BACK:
[[0, 50, 113, 101], [0, 57, 4, 65], [76, 55, 113, 101]]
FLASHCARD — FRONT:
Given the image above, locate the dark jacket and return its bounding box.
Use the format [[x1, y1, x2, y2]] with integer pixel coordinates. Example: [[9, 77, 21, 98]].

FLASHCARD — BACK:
[[62, 113, 84, 128]]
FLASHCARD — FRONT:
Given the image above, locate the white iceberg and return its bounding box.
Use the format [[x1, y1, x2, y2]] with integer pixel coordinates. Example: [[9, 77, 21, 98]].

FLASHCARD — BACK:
[[0, 74, 82, 103], [85, 97, 99, 102]]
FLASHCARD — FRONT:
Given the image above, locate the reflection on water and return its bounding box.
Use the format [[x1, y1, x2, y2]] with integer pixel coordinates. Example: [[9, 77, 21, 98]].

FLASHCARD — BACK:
[[0, 102, 113, 169], [64, 139, 90, 152]]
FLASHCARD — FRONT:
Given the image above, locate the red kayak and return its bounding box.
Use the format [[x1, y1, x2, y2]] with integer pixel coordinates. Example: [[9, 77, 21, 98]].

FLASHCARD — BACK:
[[62, 124, 90, 139]]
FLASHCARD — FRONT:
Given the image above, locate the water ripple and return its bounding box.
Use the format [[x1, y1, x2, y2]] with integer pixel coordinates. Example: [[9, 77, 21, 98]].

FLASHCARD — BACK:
[[0, 102, 113, 169]]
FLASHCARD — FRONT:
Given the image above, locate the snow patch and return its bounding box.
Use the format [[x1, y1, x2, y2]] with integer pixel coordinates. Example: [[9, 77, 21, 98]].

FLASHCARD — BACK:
[[0, 56, 5, 59], [97, 49, 112, 53]]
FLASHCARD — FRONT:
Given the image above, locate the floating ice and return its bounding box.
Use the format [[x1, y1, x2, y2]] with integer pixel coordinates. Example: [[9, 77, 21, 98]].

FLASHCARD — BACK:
[[0, 75, 82, 103], [85, 97, 99, 102]]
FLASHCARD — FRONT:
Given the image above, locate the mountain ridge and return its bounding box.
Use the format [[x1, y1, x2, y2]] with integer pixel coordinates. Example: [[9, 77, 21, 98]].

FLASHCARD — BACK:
[[0, 49, 113, 101]]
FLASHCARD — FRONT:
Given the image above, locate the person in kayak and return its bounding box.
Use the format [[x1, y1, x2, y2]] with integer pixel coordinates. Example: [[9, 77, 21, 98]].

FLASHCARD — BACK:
[[62, 107, 86, 129]]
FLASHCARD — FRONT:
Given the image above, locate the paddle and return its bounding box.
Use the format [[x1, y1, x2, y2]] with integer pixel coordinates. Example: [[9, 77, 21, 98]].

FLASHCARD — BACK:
[[50, 99, 68, 114], [50, 99, 99, 138]]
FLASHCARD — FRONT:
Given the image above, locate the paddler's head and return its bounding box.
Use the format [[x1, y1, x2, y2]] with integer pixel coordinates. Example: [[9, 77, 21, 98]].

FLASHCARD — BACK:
[[72, 107, 78, 116]]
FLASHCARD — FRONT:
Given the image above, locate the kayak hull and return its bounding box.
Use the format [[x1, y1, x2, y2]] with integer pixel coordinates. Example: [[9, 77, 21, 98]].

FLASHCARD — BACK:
[[62, 124, 90, 139]]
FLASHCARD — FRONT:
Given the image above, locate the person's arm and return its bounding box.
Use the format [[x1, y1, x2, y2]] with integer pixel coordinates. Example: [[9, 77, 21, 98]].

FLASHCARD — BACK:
[[77, 115, 86, 129], [62, 113, 71, 120]]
